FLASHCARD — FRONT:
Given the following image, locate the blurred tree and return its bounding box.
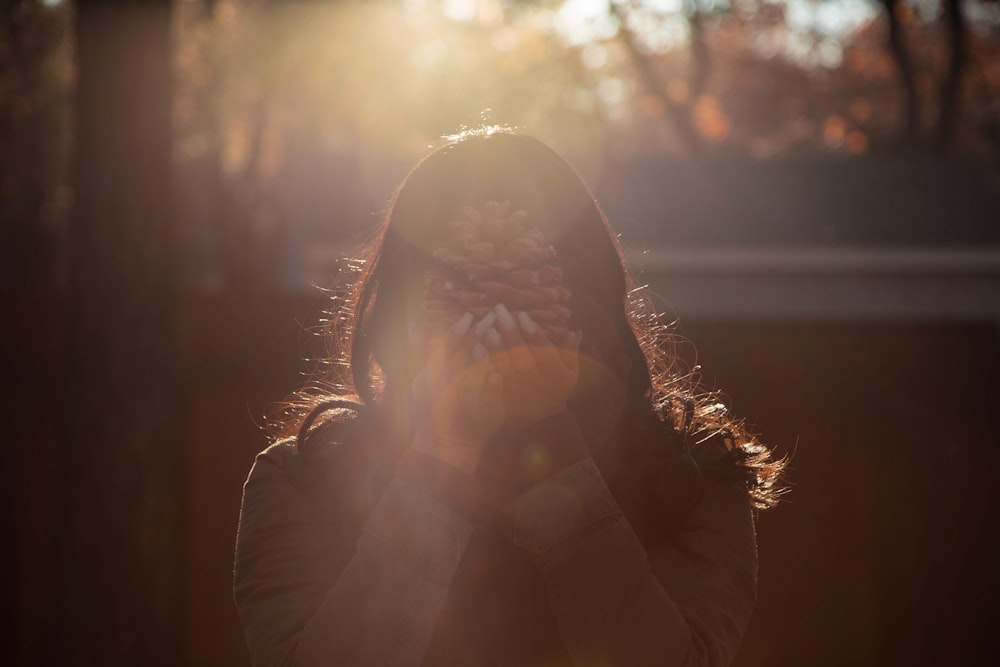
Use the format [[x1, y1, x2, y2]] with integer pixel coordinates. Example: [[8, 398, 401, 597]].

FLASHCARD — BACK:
[[44, 1, 183, 665], [162, 0, 1000, 285], [0, 0, 72, 288], [610, 0, 704, 155], [4, 0, 998, 290], [172, 0, 1000, 169], [601, 0, 999, 154], [937, 0, 968, 147], [880, 0, 919, 142]]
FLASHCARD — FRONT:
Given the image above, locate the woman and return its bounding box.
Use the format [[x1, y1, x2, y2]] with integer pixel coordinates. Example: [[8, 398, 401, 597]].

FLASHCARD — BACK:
[[234, 128, 784, 666]]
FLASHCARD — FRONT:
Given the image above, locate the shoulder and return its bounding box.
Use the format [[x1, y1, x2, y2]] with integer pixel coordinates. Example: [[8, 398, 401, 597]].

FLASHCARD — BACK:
[[234, 413, 374, 666], [239, 408, 382, 544], [622, 421, 757, 545], [657, 436, 758, 578], [240, 409, 380, 530], [648, 439, 758, 587], [247, 438, 296, 478], [248, 408, 372, 486], [684, 474, 757, 555], [688, 437, 756, 532]]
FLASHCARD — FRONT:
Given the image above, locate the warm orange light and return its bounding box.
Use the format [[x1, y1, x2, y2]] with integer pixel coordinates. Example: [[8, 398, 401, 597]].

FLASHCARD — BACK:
[[846, 130, 869, 155], [822, 115, 847, 149], [693, 95, 730, 143]]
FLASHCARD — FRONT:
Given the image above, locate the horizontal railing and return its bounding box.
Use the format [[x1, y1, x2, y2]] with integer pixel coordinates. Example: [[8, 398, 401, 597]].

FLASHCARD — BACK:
[[628, 246, 1000, 321]]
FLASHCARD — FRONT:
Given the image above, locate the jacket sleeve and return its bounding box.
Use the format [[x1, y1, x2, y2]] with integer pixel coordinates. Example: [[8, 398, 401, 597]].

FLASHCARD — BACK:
[[233, 442, 474, 667], [510, 457, 758, 667]]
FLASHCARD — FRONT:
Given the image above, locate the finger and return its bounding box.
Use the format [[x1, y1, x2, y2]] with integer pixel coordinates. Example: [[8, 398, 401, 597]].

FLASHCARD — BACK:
[[461, 342, 490, 387], [516, 310, 541, 340], [522, 318, 566, 378], [494, 302, 517, 336], [449, 311, 476, 342], [511, 310, 558, 375], [502, 310, 538, 374], [493, 303, 534, 375], [457, 342, 494, 409], [426, 312, 475, 383], [494, 303, 530, 351], [558, 330, 582, 375], [480, 367, 504, 410], [473, 311, 497, 338], [469, 343, 496, 387], [443, 312, 497, 378], [483, 326, 514, 377], [460, 360, 504, 433]]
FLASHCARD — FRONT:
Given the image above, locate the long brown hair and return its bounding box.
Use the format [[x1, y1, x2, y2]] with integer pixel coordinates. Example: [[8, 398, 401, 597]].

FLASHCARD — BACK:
[[270, 128, 785, 510]]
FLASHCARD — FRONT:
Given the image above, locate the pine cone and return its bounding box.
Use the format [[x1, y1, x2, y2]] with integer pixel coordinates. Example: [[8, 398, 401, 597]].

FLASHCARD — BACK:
[[423, 201, 572, 343]]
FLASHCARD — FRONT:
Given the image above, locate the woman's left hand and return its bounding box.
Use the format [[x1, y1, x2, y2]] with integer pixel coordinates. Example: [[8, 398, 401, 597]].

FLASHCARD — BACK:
[[409, 312, 506, 475], [482, 303, 581, 429]]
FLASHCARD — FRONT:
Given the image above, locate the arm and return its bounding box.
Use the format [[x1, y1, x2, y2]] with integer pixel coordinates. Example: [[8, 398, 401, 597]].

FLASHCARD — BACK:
[[482, 306, 758, 665], [483, 305, 757, 667], [510, 453, 758, 667], [233, 442, 474, 667], [234, 313, 501, 667]]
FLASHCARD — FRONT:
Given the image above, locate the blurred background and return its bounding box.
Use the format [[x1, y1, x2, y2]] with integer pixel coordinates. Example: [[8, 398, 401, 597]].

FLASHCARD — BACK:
[[3, 0, 999, 664]]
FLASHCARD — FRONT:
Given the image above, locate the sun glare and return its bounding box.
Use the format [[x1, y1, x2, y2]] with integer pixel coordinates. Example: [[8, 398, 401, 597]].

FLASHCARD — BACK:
[[554, 0, 620, 46]]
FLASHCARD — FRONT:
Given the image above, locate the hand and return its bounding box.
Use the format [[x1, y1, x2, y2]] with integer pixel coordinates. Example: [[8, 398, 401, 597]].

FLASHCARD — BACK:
[[482, 303, 581, 430], [410, 312, 506, 475]]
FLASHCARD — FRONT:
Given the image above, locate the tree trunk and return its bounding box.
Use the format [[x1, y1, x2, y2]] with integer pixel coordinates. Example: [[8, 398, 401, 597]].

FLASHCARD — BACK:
[[48, 2, 182, 664], [610, 0, 702, 157], [881, 0, 920, 146], [936, 0, 967, 149], [686, 0, 709, 103]]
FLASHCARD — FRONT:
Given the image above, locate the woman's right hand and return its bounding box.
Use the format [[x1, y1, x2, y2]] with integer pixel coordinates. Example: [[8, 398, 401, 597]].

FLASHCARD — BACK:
[[410, 312, 506, 475]]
